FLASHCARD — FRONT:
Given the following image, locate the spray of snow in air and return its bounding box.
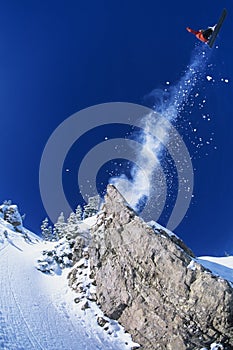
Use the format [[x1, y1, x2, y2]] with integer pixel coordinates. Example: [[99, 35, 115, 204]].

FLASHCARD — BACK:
[[110, 45, 211, 214]]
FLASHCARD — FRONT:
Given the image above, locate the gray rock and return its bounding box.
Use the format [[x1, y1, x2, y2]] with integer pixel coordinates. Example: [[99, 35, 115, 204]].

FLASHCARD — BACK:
[[97, 316, 108, 327], [72, 235, 90, 263], [1, 204, 23, 232], [80, 299, 89, 310], [88, 185, 233, 349]]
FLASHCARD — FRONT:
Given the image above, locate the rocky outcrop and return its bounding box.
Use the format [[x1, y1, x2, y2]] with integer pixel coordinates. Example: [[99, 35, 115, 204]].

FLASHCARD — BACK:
[[0, 203, 23, 232], [87, 185, 233, 350]]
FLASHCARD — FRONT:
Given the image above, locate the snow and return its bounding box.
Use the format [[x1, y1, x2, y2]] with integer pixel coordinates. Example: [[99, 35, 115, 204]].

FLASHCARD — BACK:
[[220, 77, 229, 83], [0, 218, 138, 350], [82, 215, 98, 228], [187, 260, 196, 271], [197, 256, 233, 283], [147, 220, 178, 238], [1, 214, 233, 350]]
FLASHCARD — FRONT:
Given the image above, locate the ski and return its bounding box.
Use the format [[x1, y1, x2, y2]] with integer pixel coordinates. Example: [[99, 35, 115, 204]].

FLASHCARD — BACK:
[[208, 8, 227, 48]]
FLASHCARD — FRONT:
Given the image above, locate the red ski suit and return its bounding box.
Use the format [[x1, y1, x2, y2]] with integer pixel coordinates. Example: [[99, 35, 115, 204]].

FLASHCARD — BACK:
[[186, 27, 208, 43]]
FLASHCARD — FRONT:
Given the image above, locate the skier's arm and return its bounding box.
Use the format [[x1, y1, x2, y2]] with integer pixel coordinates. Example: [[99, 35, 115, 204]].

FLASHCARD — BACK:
[[186, 27, 199, 35]]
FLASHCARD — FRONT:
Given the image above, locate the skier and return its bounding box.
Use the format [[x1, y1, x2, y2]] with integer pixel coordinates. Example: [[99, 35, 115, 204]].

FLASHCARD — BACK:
[[186, 9, 227, 47], [186, 26, 216, 43]]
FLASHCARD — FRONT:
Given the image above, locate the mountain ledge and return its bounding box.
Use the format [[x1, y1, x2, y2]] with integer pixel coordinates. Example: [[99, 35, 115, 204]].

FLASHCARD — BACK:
[[73, 185, 233, 349]]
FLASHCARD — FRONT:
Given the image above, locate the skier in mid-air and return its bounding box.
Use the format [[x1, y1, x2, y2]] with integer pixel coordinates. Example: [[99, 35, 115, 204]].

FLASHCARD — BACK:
[[186, 8, 227, 47], [186, 26, 216, 43]]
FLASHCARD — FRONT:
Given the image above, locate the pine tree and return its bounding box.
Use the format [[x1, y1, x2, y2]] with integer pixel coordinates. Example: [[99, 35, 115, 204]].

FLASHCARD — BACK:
[[3, 200, 12, 206], [66, 212, 80, 240], [83, 203, 91, 219], [41, 218, 53, 241], [67, 212, 76, 225], [53, 212, 67, 240], [75, 205, 83, 221], [83, 195, 100, 219]]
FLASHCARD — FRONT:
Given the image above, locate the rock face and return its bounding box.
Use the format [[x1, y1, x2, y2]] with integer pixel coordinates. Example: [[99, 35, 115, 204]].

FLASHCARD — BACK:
[[88, 185, 233, 350], [0, 203, 23, 232]]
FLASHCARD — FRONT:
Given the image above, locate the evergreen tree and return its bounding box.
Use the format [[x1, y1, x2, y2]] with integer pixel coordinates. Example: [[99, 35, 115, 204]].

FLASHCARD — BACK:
[[53, 212, 67, 240], [83, 195, 100, 219], [41, 218, 53, 241], [66, 211, 80, 240], [3, 200, 12, 206], [67, 212, 76, 225], [83, 203, 91, 219], [75, 205, 83, 221]]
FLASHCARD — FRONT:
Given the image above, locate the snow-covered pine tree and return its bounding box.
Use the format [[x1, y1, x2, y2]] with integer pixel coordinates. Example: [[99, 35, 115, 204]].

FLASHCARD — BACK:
[[67, 212, 76, 225], [75, 205, 83, 221], [53, 212, 67, 240], [83, 195, 100, 219], [83, 204, 91, 220], [3, 200, 12, 206], [41, 218, 53, 241], [66, 211, 80, 240]]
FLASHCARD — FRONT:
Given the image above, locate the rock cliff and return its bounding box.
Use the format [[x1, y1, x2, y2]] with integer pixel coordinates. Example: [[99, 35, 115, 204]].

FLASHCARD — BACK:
[[71, 185, 233, 349], [0, 202, 23, 232]]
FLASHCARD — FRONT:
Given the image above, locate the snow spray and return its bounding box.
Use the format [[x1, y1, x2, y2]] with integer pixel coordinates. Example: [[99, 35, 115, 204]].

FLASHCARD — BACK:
[[39, 44, 210, 230], [110, 44, 211, 228]]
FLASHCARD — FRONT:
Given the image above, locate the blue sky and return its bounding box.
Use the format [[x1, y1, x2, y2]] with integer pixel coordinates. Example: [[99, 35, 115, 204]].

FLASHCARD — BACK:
[[0, 1, 232, 256]]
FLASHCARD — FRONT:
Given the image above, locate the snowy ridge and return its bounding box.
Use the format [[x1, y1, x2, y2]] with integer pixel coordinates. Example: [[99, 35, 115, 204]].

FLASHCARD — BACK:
[[147, 220, 178, 238], [147, 219, 233, 286], [197, 256, 233, 284]]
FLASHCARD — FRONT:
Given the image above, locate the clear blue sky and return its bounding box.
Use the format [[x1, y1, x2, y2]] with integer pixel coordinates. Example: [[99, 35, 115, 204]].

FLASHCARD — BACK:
[[0, 0, 232, 256]]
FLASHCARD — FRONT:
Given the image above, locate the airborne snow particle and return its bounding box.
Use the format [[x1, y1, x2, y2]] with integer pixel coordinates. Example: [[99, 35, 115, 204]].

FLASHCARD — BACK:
[[206, 76, 213, 81], [166, 81, 170, 85], [66, 169, 70, 172], [104, 137, 108, 140]]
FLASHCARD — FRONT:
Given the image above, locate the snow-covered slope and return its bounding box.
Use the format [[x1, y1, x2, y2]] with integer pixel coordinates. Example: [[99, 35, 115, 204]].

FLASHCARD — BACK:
[[1, 212, 233, 350], [197, 256, 233, 284], [0, 217, 136, 350]]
